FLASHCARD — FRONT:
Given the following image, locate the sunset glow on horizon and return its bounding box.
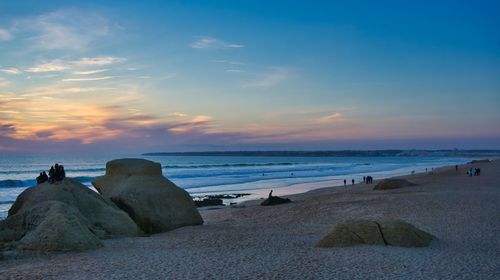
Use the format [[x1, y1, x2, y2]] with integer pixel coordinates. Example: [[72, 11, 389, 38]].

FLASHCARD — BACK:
[[1, 1, 499, 153]]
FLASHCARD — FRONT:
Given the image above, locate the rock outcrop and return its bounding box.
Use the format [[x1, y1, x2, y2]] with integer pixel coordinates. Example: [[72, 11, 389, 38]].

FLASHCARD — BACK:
[[261, 196, 291, 206], [373, 178, 416, 190], [195, 198, 224, 207], [317, 219, 433, 248], [0, 178, 141, 252], [92, 158, 203, 234]]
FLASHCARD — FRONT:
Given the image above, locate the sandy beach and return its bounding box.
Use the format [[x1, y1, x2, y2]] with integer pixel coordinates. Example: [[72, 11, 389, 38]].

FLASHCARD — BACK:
[[1, 160, 499, 279]]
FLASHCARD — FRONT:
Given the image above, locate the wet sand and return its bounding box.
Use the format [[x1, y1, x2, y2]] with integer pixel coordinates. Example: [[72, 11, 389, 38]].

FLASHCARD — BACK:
[[1, 160, 499, 279]]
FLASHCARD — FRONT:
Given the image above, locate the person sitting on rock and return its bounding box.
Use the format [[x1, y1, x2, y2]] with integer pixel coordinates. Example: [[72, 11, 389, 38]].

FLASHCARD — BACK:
[[41, 171, 48, 183], [268, 190, 273, 198], [36, 172, 44, 184], [56, 164, 65, 180], [48, 166, 55, 183], [54, 164, 61, 181], [60, 165, 66, 179]]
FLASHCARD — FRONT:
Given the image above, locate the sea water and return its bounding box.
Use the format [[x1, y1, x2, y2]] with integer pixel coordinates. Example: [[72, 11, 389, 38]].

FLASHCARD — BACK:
[[0, 154, 475, 218]]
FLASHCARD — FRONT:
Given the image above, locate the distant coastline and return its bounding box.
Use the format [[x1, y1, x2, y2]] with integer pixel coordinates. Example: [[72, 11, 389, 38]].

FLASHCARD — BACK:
[[143, 150, 500, 157]]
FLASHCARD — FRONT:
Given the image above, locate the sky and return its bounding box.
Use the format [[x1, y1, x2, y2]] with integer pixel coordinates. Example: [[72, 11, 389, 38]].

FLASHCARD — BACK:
[[0, 0, 499, 154]]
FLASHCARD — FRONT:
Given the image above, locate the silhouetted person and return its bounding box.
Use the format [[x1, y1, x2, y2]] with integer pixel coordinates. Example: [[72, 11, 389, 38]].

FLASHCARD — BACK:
[[366, 176, 373, 184], [363, 176, 366, 183], [36, 172, 47, 184], [343, 179, 346, 186], [455, 165, 458, 172], [268, 190, 273, 198], [48, 166, 55, 183], [474, 168, 480, 176], [41, 171, 48, 183], [60, 165, 65, 179], [352, 179, 355, 185], [55, 163, 61, 181]]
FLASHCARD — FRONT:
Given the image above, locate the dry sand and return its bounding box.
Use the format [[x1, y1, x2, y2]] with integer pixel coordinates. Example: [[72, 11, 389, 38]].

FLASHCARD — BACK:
[[1, 160, 499, 279]]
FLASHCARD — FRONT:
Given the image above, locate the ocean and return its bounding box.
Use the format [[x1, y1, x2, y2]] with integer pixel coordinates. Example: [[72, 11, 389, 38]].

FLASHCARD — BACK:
[[0, 154, 476, 218]]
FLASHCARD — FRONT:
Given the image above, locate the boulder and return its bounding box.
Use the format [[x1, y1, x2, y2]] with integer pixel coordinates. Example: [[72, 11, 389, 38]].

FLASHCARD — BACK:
[[261, 196, 291, 206], [373, 178, 416, 190], [195, 198, 224, 207], [378, 220, 434, 247], [92, 158, 203, 234], [317, 220, 385, 247], [317, 219, 433, 248], [0, 178, 141, 252]]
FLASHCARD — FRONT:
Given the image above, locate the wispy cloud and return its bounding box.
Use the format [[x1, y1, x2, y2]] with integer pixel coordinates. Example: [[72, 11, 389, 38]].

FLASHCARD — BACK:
[[62, 76, 116, 82], [224, 44, 244, 48], [212, 60, 245, 65], [74, 56, 126, 66], [242, 67, 292, 88], [25, 59, 68, 73], [168, 112, 188, 117], [72, 69, 109, 75], [0, 67, 21, 75], [190, 36, 244, 50], [0, 28, 12, 41], [24, 56, 125, 75], [20, 9, 111, 51], [226, 69, 243, 73], [316, 112, 345, 122]]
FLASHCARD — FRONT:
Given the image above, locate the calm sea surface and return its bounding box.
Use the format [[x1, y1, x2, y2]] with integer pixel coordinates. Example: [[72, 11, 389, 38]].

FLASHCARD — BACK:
[[0, 154, 475, 218]]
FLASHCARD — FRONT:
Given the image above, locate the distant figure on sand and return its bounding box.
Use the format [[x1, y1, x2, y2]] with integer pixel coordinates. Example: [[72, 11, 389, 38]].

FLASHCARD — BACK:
[[365, 176, 373, 184], [352, 179, 355, 185], [344, 179, 346, 186], [363, 176, 366, 183], [474, 168, 481, 176], [455, 165, 458, 172]]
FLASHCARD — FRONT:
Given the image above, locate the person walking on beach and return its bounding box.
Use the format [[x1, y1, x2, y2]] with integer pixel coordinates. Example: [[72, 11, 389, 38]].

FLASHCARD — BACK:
[[455, 165, 458, 172], [352, 179, 355, 185], [344, 179, 346, 186]]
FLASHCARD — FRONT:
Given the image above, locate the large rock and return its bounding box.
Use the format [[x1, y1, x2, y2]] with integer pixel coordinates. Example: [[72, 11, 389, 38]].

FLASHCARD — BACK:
[[260, 196, 291, 206], [92, 158, 203, 234], [317, 219, 433, 248], [373, 178, 416, 190], [0, 178, 141, 252]]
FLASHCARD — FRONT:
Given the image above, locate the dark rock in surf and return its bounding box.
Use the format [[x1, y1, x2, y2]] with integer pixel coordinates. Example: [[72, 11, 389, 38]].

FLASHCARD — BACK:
[[261, 196, 291, 206]]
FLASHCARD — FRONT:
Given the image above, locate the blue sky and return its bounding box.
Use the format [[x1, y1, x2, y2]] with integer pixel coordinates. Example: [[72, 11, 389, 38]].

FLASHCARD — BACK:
[[0, 1, 499, 153]]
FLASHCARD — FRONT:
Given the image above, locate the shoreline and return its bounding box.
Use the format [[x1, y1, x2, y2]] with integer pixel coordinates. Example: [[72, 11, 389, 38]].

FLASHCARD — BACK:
[[191, 158, 486, 205], [1, 156, 480, 218], [1, 159, 499, 279]]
